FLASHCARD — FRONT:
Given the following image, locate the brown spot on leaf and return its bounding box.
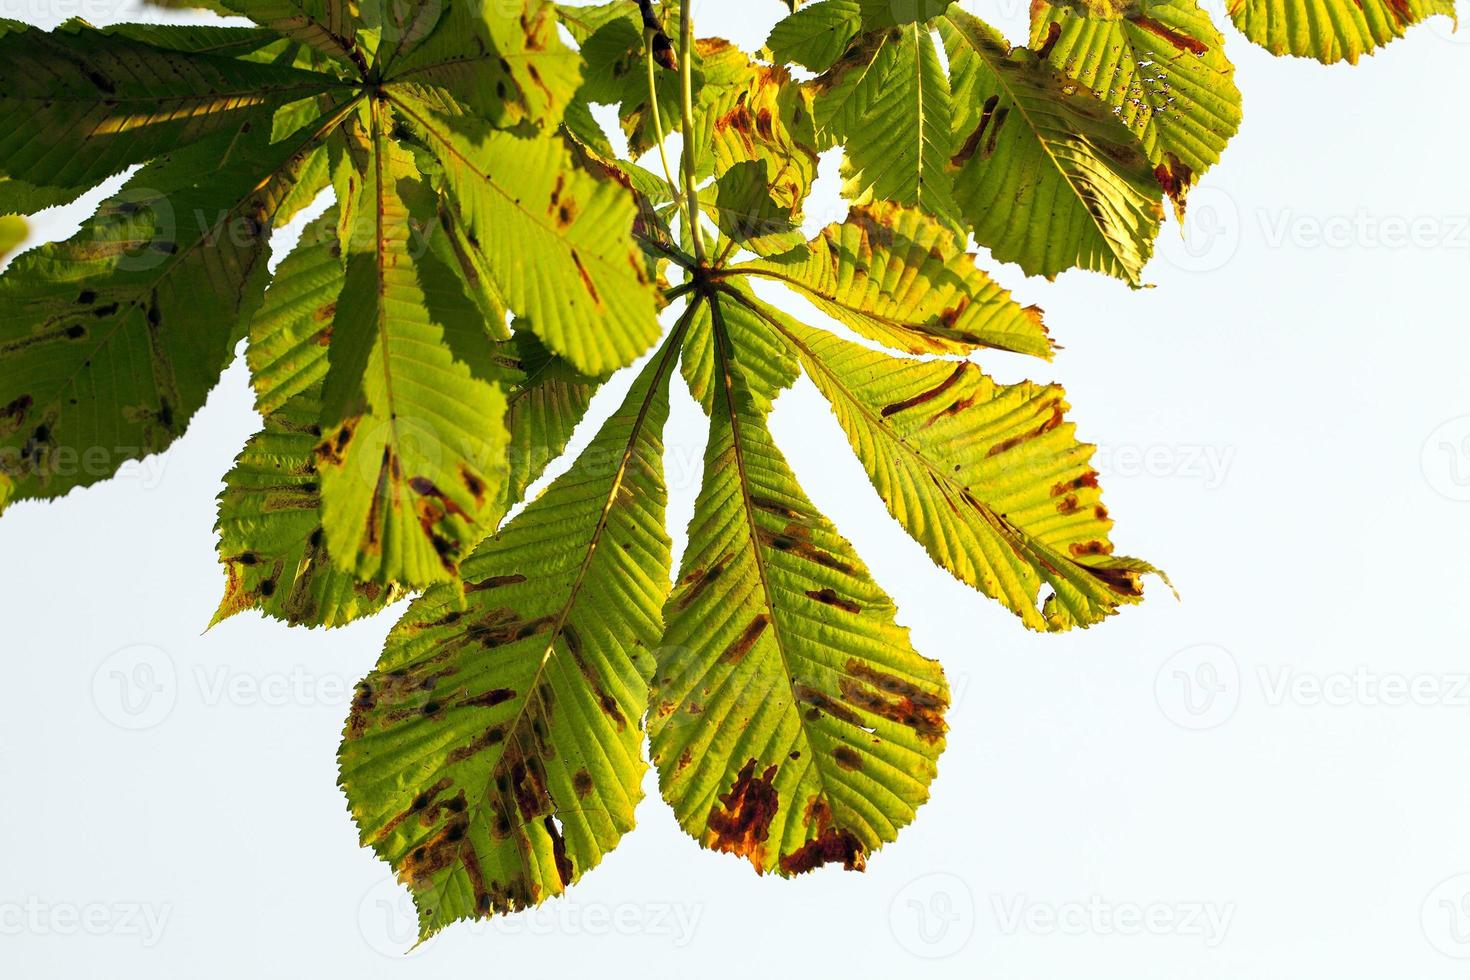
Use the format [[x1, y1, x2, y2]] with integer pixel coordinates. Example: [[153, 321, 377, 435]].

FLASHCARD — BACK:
[[1052, 471, 1100, 496], [677, 556, 729, 609], [707, 759, 780, 868], [1036, 20, 1062, 60], [779, 827, 866, 875], [447, 726, 506, 764], [1127, 13, 1209, 54], [722, 615, 769, 664], [459, 465, 487, 505], [569, 250, 601, 307], [544, 816, 574, 888], [794, 683, 864, 727], [987, 399, 1064, 457], [465, 573, 527, 593], [806, 588, 861, 614], [839, 660, 946, 743], [0, 394, 32, 436], [833, 745, 863, 771], [881, 364, 968, 418], [462, 688, 516, 709]]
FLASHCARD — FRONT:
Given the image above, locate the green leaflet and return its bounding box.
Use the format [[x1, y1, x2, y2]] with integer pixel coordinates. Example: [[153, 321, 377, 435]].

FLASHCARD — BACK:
[[389, 87, 661, 377], [0, 179, 91, 218], [0, 22, 342, 195], [385, 0, 582, 128], [0, 102, 351, 517], [315, 108, 510, 588], [554, 2, 643, 46], [652, 295, 948, 875], [247, 207, 344, 414], [215, 380, 406, 630], [338, 330, 678, 939], [501, 331, 603, 511], [226, 281, 599, 628], [1031, 0, 1242, 216], [730, 202, 1054, 358], [574, 13, 689, 158], [681, 285, 799, 415], [767, 0, 866, 71], [706, 160, 807, 258], [767, 0, 959, 72], [940, 9, 1164, 285], [96, 22, 283, 58], [811, 22, 961, 224], [694, 41, 820, 220], [771, 315, 1159, 631], [219, 0, 369, 73], [1228, 0, 1457, 63]]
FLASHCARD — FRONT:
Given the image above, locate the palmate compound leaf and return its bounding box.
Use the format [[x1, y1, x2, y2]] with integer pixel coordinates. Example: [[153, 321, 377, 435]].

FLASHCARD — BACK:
[[752, 305, 1161, 631], [0, 98, 355, 517], [729, 201, 1054, 358], [338, 326, 680, 938], [0, 21, 345, 200], [1227, 0, 1457, 63], [313, 104, 511, 589], [939, 8, 1165, 285], [1030, 0, 1243, 217], [651, 291, 949, 875], [387, 85, 662, 377]]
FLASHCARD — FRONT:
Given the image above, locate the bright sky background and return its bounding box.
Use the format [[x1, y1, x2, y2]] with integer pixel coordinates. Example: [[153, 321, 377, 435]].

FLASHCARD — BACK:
[[2, 1, 1469, 977]]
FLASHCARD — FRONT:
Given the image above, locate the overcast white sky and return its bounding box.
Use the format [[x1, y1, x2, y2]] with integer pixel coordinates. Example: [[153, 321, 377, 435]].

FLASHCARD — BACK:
[[2, 1, 1469, 977]]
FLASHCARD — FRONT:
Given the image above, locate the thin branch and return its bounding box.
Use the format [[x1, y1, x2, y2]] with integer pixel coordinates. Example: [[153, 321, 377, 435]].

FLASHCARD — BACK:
[[678, 0, 706, 265]]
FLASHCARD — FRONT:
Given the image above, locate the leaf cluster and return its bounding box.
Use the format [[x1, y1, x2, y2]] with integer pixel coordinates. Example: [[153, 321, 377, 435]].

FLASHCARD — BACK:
[[0, 0, 1455, 940]]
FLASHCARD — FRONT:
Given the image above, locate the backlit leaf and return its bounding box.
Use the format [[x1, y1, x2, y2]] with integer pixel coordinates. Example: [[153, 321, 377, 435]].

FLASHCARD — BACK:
[[940, 9, 1165, 285], [1228, 0, 1456, 63], [1031, 0, 1242, 216], [652, 295, 948, 875], [339, 332, 678, 938]]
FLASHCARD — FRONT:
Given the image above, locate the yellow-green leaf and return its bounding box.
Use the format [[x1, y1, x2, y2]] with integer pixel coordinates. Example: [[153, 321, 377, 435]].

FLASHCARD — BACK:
[[339, 332, 679, 939], [652, 296, 948, 875], [773, 314, 1160, 631], [315, 109, 509, 587], [730, 201, 1053, 357], [1031, 0, 1242, 216], [940, 9, 1164, 285], [1228, 0, 1456, 63]]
